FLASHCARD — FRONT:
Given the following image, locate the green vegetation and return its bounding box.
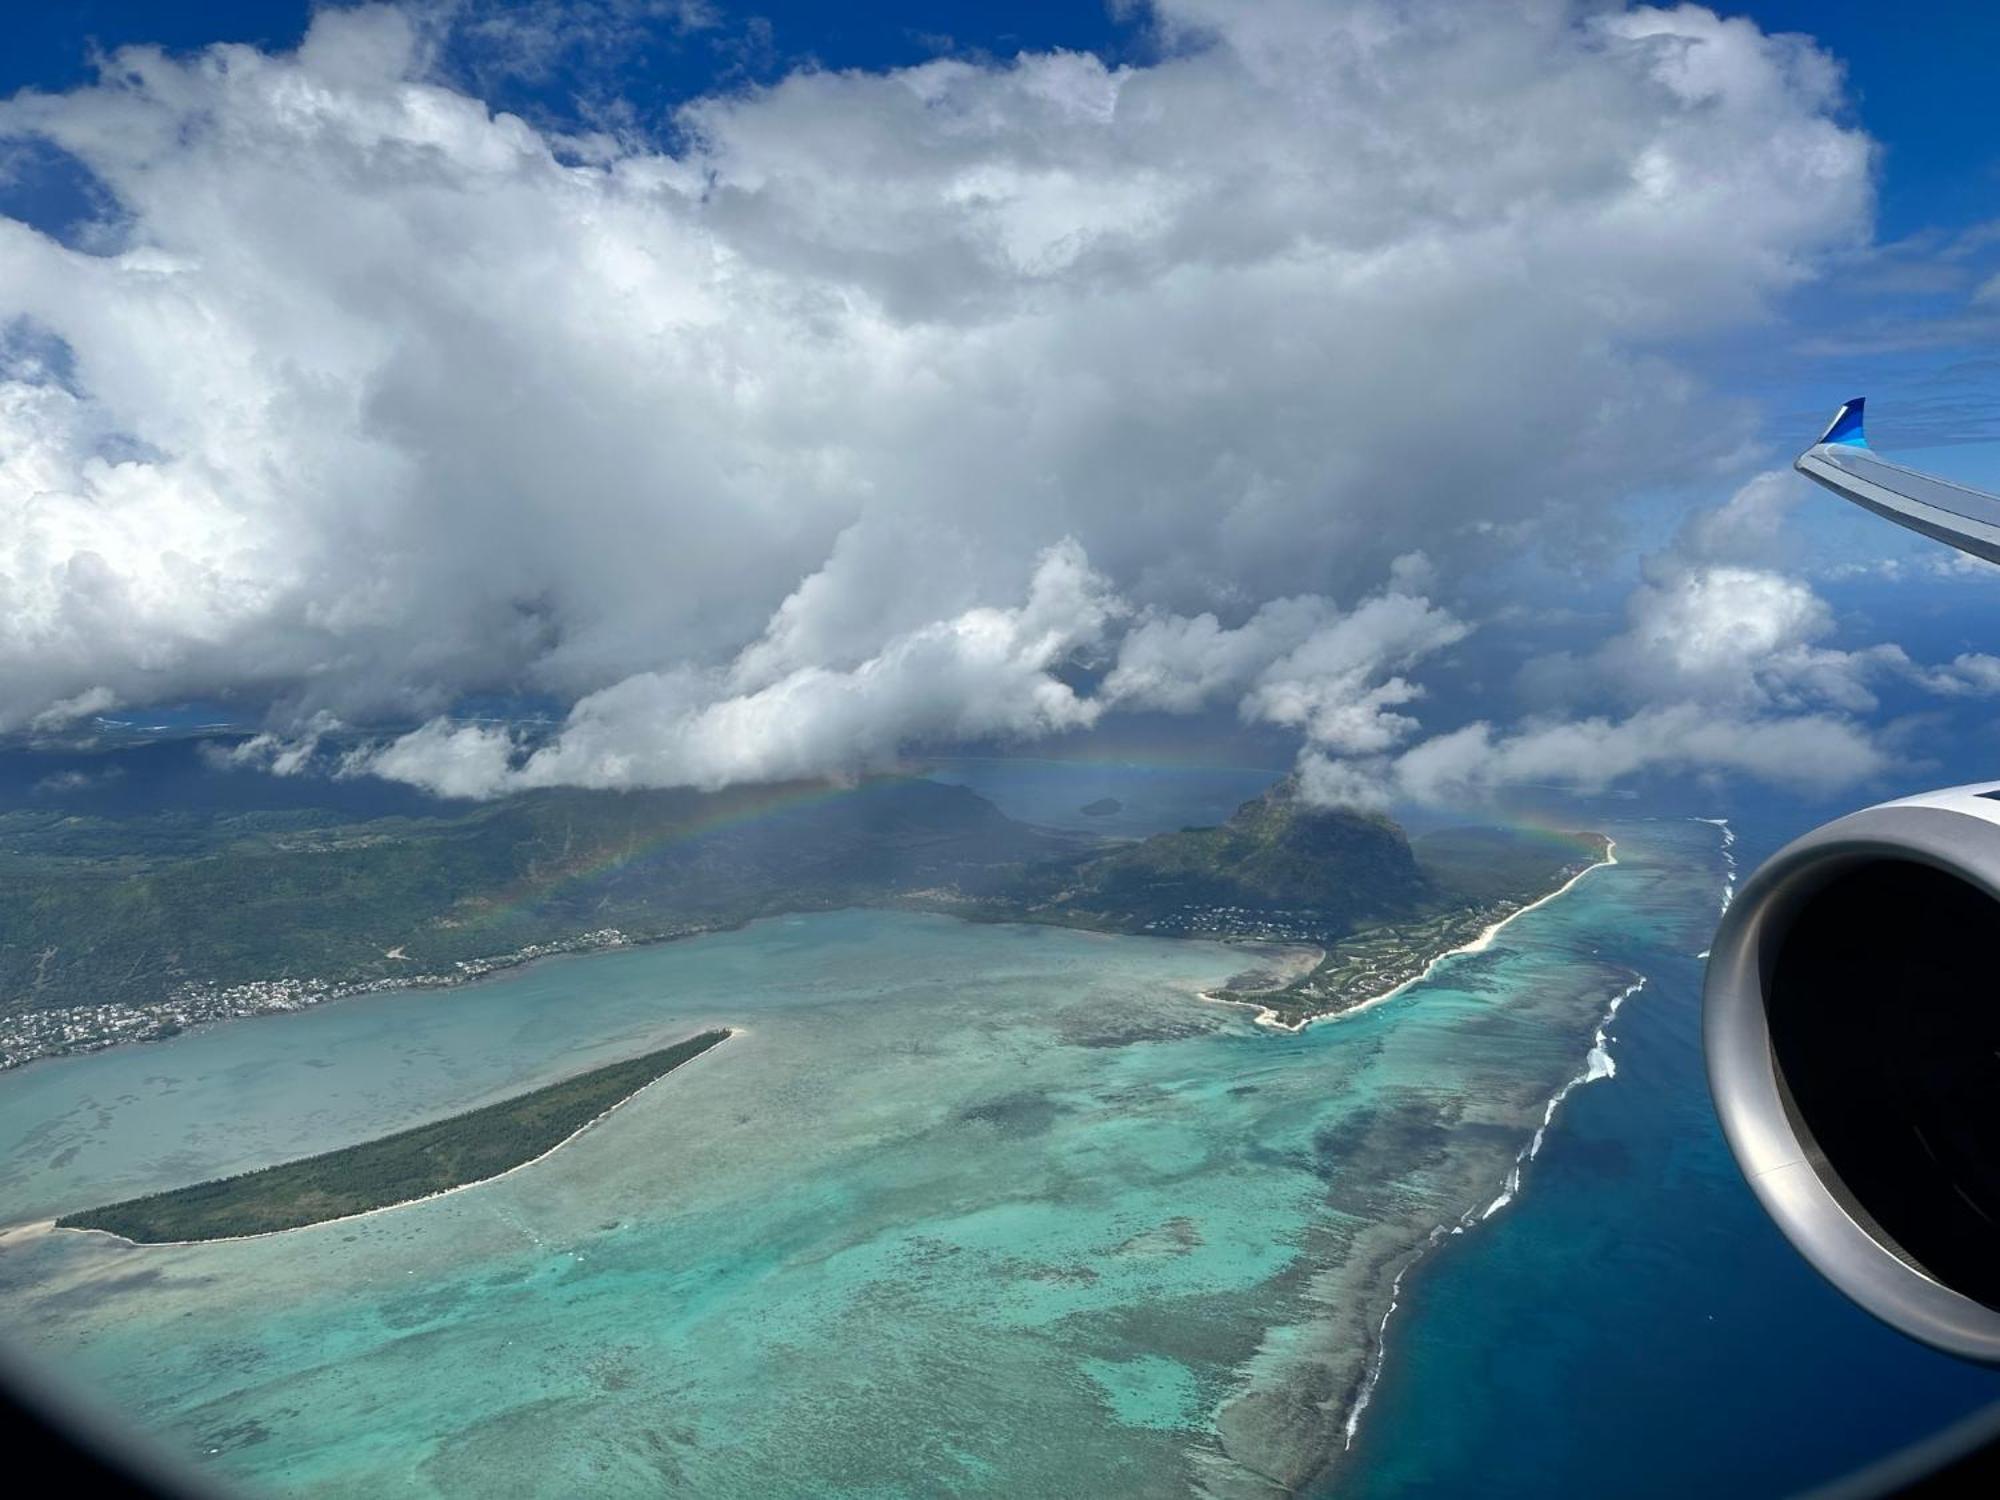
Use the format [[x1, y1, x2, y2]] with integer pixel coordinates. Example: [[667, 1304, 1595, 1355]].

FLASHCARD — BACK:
[[1209, 825, 1612, 1025], [983, 781, 1436, 941], [0, 777, 1074, 1018], [2, 749, 1607, 1059], [57, 1029, 731, 1242]]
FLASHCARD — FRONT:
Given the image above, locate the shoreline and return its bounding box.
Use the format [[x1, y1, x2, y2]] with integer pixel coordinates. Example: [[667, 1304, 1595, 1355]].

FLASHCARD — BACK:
[[15, 1028, 741, 1253], [1201, 838, 1637, 1497], [1212, 940, 1327, 993], [0, 913, 776, 1078], [1204, 964, 1652, 1500], [1301, 817, 1725, 1493], [1198, 837, 1618, 1034], [0, 813, 1727, 1500], [1332, 974, 1649, 1465], [6, 832, 1618, 1074]]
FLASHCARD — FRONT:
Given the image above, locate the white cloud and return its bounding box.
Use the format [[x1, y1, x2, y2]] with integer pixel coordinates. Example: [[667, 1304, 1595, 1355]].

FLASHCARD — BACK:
[[1385, 704, 1892, 803], [1910, 652, 2000, 698], [1102, 596, 1334, 716], [219, 716, 344, 777], [1292, 460, 2000, 808], [28, 684, 116, 730], [1602, 563, 1889, 709], [360, 540, 1118, 796], [1588, 471, 2000, 719], [0, 3, 1880, 793], [1103, 562, 1468, 764], [1236, 585, 1469, 754], [1676, 468, 1802, 566]]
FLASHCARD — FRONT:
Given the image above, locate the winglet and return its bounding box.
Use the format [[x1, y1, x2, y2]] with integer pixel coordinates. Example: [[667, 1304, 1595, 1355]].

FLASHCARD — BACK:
[[1817, 397, 1868, 448]]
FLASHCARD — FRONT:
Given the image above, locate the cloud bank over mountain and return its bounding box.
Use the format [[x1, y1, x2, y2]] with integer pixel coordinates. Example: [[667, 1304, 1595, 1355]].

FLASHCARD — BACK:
[[2, 0, 1978, 803]]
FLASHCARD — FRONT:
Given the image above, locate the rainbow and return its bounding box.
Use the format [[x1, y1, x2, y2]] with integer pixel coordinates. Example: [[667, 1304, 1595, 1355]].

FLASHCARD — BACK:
[[460, 775, 887, 933], [924, 750, 1288, 776], [1415, 804, 1619, 868], [1468, 805, 1612, 841], [460, 752, 1285, 932], [453, 756, 1595, 936]]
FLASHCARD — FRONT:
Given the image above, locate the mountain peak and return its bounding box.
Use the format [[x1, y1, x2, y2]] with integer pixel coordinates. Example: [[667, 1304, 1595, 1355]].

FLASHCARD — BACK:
[[1037, 778, 1432, 939]]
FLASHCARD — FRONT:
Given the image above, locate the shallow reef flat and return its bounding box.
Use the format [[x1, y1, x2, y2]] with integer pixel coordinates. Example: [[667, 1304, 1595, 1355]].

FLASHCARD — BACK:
[[57, 1029, 733, 1243], [0, 821, 1719, 1499]]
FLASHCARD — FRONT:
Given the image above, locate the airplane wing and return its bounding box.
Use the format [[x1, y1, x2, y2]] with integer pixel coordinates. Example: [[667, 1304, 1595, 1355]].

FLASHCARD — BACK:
[[1795, 397, 2000, 565]]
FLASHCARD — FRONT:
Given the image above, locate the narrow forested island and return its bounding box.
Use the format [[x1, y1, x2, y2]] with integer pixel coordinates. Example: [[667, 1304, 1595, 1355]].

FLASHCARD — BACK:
[[58, 1028, 732, 1243]]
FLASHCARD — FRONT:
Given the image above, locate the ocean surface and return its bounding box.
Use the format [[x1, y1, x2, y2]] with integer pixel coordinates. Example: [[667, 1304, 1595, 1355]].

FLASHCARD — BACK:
[[1339, 808, 2000, 1500], [0, 766, 1992, 1496]]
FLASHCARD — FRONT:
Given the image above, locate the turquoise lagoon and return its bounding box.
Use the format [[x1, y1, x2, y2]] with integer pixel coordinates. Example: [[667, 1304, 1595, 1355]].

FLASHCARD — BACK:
[[0, 818, 1720, 1497]]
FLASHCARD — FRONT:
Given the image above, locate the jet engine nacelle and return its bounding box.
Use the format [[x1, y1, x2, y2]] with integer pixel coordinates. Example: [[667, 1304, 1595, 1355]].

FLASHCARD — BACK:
[[1705, 783, 2000, 1362]]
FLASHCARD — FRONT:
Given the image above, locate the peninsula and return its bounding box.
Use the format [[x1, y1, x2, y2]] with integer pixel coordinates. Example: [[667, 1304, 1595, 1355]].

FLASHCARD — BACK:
[[1, 761, 1606, 1063], [1204, 826, 1614, 1027], [57, 1028, 732, 1243], [944, 785, 1612, 1025]]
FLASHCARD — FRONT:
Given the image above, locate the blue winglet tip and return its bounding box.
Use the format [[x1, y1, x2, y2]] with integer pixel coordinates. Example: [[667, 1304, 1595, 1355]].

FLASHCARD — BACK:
[[1819, 397, 1868, 448]]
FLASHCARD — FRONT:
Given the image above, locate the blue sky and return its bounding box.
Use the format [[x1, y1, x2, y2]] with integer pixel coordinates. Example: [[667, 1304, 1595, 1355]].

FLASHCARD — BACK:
[[8, 1, 1996, 464], [9, 2, 1996, 230], [3, 2, 2000, 809]]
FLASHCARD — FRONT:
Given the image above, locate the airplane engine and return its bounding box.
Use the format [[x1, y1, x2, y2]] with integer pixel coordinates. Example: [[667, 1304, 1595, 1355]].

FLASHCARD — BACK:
[[1705, 784, 2000, 1362]]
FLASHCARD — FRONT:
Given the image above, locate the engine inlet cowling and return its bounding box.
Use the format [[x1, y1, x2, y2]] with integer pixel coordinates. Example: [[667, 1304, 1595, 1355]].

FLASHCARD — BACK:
[[1704, 784, 2000, 1363]]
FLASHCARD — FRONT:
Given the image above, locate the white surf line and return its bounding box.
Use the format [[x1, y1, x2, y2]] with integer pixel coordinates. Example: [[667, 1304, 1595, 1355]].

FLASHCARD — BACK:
[[1692, 816, 1736, 956], [1341, 971, 1648, 1454], [1202, 838, 1618, 1034], [1469, 976, 1645, 1223], [1341, 1227, 1446, 1451], [40, 1029, 740, 1252], [1692, 816, 1736, 915]]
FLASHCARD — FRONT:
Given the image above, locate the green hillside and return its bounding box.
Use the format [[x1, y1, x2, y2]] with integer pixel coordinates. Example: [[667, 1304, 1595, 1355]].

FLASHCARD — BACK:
[[2, 763, 1606, 1059], [0, 778, 1072, 1017], [1003, 780, 1436, 940]]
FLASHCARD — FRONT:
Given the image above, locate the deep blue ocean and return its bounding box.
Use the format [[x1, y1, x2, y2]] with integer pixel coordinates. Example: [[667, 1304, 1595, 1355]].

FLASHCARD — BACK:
[[1339, 806, 2000, 1499], [9, 744, 2000, 1493], [929, 761, 2000, 1496]]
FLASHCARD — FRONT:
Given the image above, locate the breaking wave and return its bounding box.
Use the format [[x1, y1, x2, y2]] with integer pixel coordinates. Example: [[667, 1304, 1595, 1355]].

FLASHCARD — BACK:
[[1693, 816, 1736, 916], [1341, 973, 1649, 1451], [1692, 817, 1736, 958], [1474, 977, 1643, 1222]]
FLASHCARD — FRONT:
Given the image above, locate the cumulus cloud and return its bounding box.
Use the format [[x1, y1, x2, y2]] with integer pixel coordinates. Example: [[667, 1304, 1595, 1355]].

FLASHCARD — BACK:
[[1384, 704, 1892, 802], [358, 539, 1119, 796], [1100, 561, 1468, 764], [1600, 562, 1897, 711], [1298, 466, 2000, 808], [28, 684, 117, 730], [1234, 584, 1469, 754], [1103, 596, 1335, 716], [1590, 470, 2000, 719], [1300, 707, 1897, 811], [0, 2, 1881, 795], [1909, 652, 2000, 698]]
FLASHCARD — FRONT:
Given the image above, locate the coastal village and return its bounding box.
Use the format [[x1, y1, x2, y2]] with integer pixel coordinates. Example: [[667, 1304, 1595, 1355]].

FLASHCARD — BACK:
[[0, 928, 638, 1070]]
